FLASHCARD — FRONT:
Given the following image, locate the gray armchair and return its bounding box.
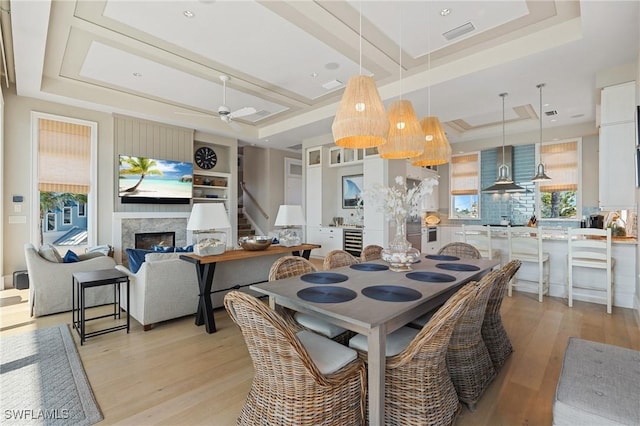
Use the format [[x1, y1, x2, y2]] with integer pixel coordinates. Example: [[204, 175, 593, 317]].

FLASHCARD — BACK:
[[24, 243, 116, 317]]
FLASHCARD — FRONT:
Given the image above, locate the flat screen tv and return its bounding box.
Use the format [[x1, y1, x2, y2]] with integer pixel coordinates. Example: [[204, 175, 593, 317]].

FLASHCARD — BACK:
[[119, 155, 193, 204]]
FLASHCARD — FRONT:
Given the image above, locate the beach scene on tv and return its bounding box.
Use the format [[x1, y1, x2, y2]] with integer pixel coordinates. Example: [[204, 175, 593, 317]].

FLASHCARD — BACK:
[[119, 155, 193, 200]]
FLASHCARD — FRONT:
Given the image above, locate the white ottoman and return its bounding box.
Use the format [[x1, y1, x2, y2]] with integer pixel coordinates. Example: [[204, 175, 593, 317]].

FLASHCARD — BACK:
[[553, 337, 640, 425]]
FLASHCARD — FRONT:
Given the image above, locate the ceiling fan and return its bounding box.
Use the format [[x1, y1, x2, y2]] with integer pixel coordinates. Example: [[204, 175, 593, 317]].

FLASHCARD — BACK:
[[176, 75, 256, 131]]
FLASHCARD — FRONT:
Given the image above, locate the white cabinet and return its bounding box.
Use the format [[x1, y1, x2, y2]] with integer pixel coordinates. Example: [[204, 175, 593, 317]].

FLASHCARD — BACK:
[[309, 227, 343, 257], [599, 121, 636, 209], [306, 160, 323, 227], [598, 81, 637, 210], [328, 147, 365, 167], [421, 170, 439, 212], [600, 82, 636, 125]]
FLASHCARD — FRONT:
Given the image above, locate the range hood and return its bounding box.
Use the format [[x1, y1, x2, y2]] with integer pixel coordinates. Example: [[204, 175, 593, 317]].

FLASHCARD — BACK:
[[482, 146, 527, 193]]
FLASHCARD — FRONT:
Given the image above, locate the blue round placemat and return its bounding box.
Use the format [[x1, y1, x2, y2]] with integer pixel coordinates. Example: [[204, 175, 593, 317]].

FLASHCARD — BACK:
[[425, 254, 460, 261], [300, 272, 349, 284], [297, 286, 357, 303], [436, 263, 480, 272], [406, 271, 456, 283], [350, 263, 389, 272], [361, 285, 422, 302]]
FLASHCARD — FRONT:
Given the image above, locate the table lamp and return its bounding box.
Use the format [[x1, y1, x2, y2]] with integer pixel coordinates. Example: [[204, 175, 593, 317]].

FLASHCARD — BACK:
[[274, 205, 306, 247], [187, 203, 231, 256]]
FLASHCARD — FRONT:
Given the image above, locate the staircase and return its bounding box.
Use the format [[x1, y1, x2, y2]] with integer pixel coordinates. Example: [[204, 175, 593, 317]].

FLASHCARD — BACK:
[[237, 208, 256, 238]]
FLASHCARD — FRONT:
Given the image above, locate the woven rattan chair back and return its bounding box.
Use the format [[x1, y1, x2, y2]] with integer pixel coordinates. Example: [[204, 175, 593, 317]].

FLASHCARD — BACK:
[[482, 260, 521, 370], [268, 256, 317, 281], [360, 245, 383, 262], [223, 291, 366, 426], [446, 268, 504, 410], [376, 281, 476, 425], [437, 242, 482, 259], [323, 249, 359, 270]]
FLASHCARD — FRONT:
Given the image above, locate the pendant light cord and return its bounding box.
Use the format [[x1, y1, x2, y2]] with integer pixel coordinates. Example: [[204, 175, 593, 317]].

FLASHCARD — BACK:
[[538, 83, 544, 151], [359, 1, 362, 75], [399, 6, 403, 101], [502, 93, 506, 164]]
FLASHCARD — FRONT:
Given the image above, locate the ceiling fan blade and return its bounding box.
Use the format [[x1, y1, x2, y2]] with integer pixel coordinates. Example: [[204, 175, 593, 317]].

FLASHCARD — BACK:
[[229, 106, 257, 119]]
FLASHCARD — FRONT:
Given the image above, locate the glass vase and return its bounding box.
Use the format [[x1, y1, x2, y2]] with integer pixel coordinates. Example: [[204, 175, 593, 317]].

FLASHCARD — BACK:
[[381, 216, 421, 272]]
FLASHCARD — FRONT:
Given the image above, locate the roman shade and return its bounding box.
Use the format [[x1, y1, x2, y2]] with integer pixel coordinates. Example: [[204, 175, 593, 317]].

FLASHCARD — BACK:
[[451, 153, 479, 195], [539, 141, 578, 192], [38, 119, 91, 194]]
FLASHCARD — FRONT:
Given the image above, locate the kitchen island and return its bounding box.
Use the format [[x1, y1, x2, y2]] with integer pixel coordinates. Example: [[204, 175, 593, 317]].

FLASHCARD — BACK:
[[437, 225, 637, 309]]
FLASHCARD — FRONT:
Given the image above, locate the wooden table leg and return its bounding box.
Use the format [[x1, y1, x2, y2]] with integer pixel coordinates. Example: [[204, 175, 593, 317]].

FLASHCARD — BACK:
[[368, 326, 386, 426]]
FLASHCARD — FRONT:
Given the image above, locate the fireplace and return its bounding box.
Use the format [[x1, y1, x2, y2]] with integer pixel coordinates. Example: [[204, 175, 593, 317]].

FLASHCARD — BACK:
[[135, 232, 176, 250]]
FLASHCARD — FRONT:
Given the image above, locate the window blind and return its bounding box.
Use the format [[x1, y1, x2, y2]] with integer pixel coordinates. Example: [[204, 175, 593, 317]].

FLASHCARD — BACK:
[[38, 119, 91, 194], [540, 141, 578, 192], [451, 153, 479, 195]]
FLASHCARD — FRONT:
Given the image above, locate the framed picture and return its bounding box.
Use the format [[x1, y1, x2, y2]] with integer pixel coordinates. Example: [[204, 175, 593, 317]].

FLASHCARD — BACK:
[[342, 174, 363, 209]]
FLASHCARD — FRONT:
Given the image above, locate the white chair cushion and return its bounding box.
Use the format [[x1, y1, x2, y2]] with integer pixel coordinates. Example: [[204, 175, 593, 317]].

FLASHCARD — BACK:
[[348, 326, 419, 357], [296, 330, 357, 375], [295, 312, 347, 338]]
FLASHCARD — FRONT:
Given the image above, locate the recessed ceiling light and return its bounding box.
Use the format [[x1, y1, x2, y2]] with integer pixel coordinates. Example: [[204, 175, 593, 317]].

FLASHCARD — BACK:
[[183, 10, 195, 18], [570, 113, 584, 119], [132, 72, 142, 77], [310, 72, 318, 78], [440, 8, 451, 16], [550, 119, 557, 122]]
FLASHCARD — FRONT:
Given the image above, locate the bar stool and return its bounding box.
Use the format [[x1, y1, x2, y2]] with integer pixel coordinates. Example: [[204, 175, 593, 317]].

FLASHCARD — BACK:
[[462, 225, 502, 264], [507, 227, 550, 302], [567, 228, 615, 314]]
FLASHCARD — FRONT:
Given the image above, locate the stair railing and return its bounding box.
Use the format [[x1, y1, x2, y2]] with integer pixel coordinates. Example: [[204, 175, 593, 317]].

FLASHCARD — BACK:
[[240, 181, 269, 220]]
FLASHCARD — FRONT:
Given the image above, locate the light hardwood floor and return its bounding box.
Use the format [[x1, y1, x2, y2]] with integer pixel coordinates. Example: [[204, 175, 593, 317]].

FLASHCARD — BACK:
[[1, 281, 638, 426]]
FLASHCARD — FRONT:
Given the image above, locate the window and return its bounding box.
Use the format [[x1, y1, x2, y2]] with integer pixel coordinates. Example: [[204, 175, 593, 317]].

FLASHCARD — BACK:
[[538, 140, 580, 219], [63, 207, 72, 225], [450, 153, 480, 219], [78, 202, 86, 217], [32, 113, 97, 246]]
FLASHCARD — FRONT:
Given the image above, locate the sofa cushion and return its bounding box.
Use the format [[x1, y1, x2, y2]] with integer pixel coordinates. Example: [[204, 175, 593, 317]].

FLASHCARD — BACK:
[[145, 252, 183, 262], [125, 248, 153, 273], [63, 250, 80, 263], [38, 244, 62, 263]]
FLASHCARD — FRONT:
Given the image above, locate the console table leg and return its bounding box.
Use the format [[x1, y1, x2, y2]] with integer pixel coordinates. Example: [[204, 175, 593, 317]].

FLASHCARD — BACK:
[[195, 262, 217, 333]]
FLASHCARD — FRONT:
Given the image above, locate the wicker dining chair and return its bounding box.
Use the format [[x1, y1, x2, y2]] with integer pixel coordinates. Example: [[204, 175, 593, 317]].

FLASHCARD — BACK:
[[224, 291, 366, 426], [360, 245, 383, 262], [482, 260, 521, 370], [446, 268, 504, 410], [323, 249, 360, 270], [269, 256, 351, 344], [437, 242, 482, 260], [349, 281, 476, 425]]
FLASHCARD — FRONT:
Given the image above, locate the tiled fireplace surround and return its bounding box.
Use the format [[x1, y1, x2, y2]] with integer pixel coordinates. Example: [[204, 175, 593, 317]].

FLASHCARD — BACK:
[[112, 213, 191, 265]]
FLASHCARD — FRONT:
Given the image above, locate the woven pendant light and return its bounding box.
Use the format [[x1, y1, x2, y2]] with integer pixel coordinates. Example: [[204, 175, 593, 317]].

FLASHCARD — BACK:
[[531, 83, 552, 182], [412, 116, 451, 166], [332, 75, 389, 148], [378, 6, 423, 160], [379, 100, 424, 159], [332, 2, 388, 149]]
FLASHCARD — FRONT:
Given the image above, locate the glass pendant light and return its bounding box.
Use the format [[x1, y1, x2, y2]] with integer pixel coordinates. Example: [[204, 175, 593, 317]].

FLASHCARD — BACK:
[[332, 2, 388, 149], [531, 83, 552, 182], [378, 6, 423, 159], [482, 92, 525, 192]]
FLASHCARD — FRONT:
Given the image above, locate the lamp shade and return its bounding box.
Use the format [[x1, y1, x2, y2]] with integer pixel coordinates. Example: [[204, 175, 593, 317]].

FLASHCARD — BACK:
[[412, 116, 452, 166], [187, 203, 231, 231], [332, 75, 389, 149], [379, 100, 424, 159], [274, 205, 306, 227]]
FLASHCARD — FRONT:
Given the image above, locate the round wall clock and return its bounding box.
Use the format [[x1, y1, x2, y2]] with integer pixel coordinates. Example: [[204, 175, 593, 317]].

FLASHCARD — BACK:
[[194, 146, 217, 170]]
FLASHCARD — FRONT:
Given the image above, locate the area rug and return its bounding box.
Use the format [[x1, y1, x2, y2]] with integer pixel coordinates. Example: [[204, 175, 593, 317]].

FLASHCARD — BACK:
[[0, 324, 103, 425]]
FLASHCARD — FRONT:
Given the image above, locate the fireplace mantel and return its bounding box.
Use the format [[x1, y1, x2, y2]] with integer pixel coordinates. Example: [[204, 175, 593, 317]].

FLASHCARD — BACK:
[[112, 212, 191, 264]]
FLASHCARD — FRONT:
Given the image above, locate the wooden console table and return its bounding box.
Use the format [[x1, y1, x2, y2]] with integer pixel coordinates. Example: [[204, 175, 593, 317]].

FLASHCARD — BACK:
[[180, 243, 320, 333]]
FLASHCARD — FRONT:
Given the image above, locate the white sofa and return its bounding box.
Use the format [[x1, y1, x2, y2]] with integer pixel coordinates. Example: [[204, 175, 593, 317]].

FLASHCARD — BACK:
[[24, 243, 117, 317], [115, 252, 199, 330], [115, 250, 292, 330]]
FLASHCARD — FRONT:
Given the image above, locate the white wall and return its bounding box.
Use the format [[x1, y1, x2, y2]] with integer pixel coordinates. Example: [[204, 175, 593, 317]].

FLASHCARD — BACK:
[[3, 86, 114, 281]]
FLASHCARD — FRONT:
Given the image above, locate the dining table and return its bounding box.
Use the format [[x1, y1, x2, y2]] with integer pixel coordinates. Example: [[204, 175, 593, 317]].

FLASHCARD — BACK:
[[251, 254, 500, 426]]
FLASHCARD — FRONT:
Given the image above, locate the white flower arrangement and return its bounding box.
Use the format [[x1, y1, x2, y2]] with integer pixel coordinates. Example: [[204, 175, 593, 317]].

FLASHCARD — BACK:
[[360, 175, 438, 222]]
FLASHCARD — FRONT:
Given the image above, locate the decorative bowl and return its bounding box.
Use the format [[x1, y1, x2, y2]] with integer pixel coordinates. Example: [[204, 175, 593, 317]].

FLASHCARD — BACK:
[[239, 236, 273, 251]]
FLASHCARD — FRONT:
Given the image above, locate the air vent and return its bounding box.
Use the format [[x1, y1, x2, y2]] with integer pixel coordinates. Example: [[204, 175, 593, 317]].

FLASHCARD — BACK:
[[544, 110, 558, 116], [287, 144, 302, 150], [322, 79, 343, 90], [442, 22, 476, 41]]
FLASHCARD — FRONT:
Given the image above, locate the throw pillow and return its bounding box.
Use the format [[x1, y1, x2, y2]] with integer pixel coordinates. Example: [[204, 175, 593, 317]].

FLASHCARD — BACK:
[[63, 250, 80, 263], [175, 245, 194, 252], [152, 245, 174, 253], [38, 244, 63, 263], [125, 248, 153, 273]]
